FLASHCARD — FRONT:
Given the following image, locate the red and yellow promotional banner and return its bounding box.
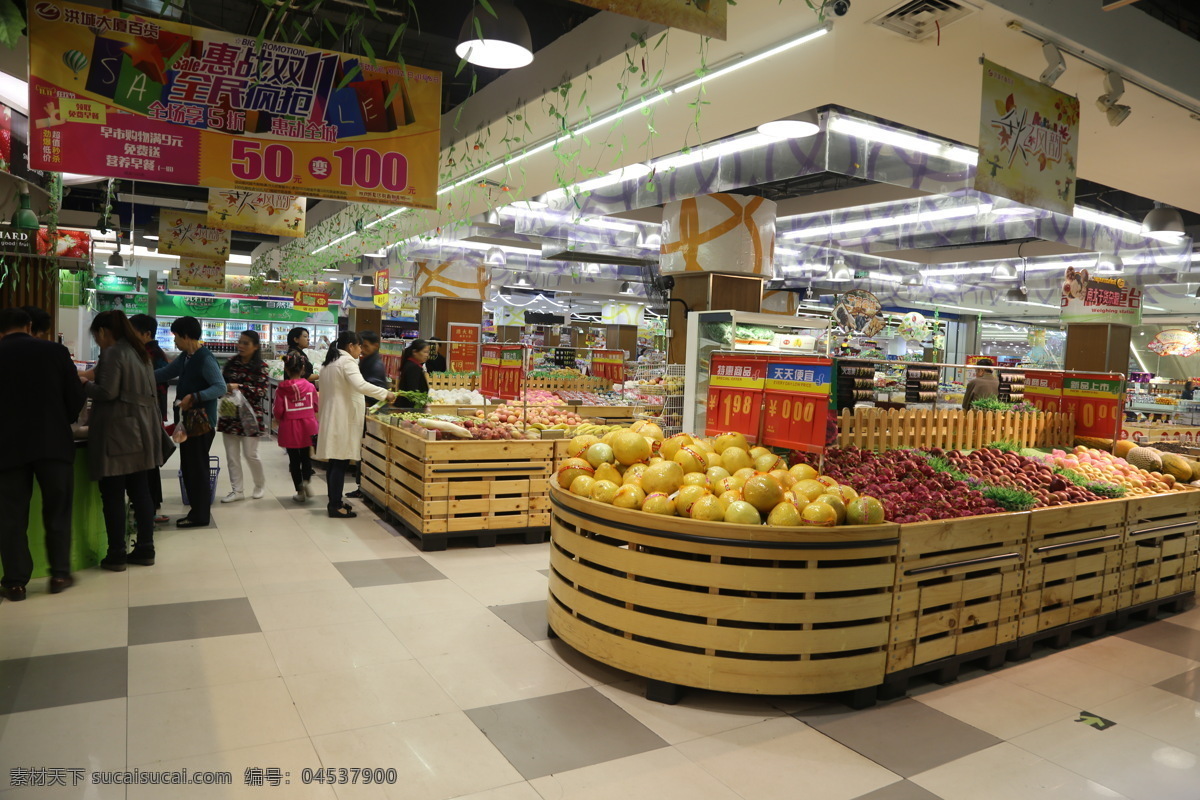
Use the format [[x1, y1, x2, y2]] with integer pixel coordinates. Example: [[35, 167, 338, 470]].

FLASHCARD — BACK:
[[1062, 373, 1124, 441], [292, 291, 329, 314], [1023, 371, 1063, 414], [481, 343, 523, 401], [761, 357, 833, 453], [28, 0, 441, 208], [705, 354, 766, 441], [177, 257, 226, 289], [159, 210, 230, 260], [591, 350, 625, 384], [208, 190, 305, 237], [373, 269, 389, 308], [446, 322, 480, 374]]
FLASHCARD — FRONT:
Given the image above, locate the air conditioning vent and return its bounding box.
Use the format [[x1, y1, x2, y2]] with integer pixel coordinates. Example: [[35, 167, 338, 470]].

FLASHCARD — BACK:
[[872, 0, 978, 41]]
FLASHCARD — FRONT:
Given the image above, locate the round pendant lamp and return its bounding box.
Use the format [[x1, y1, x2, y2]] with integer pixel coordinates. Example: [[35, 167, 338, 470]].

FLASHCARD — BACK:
[[456, 1, 534, 70]]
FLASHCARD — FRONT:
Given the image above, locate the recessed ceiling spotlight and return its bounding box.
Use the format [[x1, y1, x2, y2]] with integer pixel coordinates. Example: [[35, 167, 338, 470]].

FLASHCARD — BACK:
[[455, 0, 533, 70], [757, 110, 820, 139]]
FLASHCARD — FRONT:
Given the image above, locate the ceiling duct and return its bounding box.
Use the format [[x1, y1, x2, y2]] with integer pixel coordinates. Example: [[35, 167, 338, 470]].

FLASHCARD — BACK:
[[540, 242, 657, 268], [871, 0, 978, 42]]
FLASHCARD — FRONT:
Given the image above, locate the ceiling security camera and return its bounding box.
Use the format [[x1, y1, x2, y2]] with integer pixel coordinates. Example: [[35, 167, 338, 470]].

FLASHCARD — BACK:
[[830, 0, 851, 16]]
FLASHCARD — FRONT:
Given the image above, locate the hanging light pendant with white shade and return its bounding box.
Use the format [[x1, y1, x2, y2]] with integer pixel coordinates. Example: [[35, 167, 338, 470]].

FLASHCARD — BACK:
[[456, 1, 534, 70], [828, 258, 853, 282], [757, 110, 820, 140], [1143, 203, 1186, 240]]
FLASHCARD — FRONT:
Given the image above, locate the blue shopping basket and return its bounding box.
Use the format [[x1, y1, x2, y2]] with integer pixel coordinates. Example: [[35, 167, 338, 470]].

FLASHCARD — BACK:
[[179, 455, 221, 506]]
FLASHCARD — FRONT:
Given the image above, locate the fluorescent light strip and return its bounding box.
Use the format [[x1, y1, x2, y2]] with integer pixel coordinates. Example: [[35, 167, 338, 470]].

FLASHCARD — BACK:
[[783, 204, 985, 241], [437, 25, 829, 198], [1144, 305, 1167, 311], [312, 232, 354, 254], [364, 208, 408, 229], [828, 116, 978, 165], [1007, 300, 1061, 309], [1074, 205, 1182, 244], [907, 301, 994, 314]]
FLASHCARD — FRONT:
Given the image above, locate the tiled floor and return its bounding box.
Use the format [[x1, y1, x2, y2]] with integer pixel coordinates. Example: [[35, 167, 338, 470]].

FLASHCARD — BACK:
[[3, 450, 1200, 799]]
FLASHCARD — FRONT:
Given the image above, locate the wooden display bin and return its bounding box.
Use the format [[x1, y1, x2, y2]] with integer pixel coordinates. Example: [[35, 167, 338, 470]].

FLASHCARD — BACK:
[[1123, 492, 1200, 606], [1020, 501, 1128, 636], [367, 423, 555, 550], [360, 423, 390, 507], [548, 485, 900, 701], [427, 373, 478, 390], [576, 405, 634, 419], [887, 513, 1027, 674]]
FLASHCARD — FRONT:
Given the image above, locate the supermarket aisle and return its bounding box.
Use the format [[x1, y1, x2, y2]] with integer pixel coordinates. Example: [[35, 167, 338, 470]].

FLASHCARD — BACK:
[[2, 451, 1200, 799]]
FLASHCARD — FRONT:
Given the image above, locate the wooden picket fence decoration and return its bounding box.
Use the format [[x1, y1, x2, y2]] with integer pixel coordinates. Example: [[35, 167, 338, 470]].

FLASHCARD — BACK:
[[837, 408, 1075, 452]]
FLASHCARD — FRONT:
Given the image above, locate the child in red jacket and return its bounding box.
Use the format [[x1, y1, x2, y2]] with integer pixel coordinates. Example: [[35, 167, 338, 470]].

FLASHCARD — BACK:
[[274, 352, 319, 502]]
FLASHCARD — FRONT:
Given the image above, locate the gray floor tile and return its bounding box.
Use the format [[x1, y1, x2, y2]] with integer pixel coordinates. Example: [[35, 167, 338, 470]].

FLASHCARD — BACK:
[[374, 519, 402, 537], [1118, 620, 1200, 661], [128, 597, 261, 646], [0, 648, 127, 714], [797, 698, 1001, 778], [491, 600, 551, 643], [851, 781, 943, 800], [1155, 666, 1200, 702], [333, 557, 446, 589], [465, 687, 667, 780]]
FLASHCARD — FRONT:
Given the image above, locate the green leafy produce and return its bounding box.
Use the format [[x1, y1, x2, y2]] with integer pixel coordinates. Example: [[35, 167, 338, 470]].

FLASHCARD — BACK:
[[1052, 467, 1088, 486], [1019, 448, 1049, 459], [971, 398, 1012, 412], [981, 486, 1037, 512], [927, 456, 973, 483], [1084, 481, 1126, 499], [735, 324, 776, 341], [986, 440, 1022, 453]]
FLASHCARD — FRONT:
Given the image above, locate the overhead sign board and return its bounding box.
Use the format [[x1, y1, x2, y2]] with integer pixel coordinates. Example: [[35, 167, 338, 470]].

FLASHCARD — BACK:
[[28, 0, 441, 208]]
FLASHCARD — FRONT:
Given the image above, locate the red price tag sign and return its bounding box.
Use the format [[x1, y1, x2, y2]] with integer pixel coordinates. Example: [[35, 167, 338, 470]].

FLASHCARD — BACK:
[[592, 350, 626, 384], [705, 354, 766, 440], [761, 357, 833, 453], [1062, 373, 1124, 440], [1024, 371, 1063, 414], [480, 344, 503, 397], [447, 323, 481, 373]]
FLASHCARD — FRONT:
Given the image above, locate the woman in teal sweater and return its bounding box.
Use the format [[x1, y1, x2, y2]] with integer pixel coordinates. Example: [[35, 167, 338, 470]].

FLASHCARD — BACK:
[[155, 316, 226, 528]]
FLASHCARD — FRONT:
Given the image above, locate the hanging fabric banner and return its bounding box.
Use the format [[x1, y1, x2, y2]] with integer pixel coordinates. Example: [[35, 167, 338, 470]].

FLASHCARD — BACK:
[[159, 210, 230, 261], [976, 59, 1080, 215], [177, 257, 226, 289], [208, 190, 305, 237]]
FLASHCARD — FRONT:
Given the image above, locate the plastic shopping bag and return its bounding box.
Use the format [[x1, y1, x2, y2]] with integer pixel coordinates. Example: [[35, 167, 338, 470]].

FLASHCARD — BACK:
[[236, 391, 261, 436]]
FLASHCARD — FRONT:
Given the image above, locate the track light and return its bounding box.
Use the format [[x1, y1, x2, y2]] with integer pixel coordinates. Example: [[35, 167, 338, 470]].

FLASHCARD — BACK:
[[485, 246, 507, 266], [455, 0, 533, 70], [1039, 42, 1066, 87], [106, 250, 123, 268], [618, 281, 634, 295], [1143, 203, 1186, 240], [1096, 71, 1132, 127]]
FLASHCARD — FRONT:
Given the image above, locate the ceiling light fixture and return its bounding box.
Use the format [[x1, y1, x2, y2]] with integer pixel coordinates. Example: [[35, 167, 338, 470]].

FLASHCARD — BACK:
[[757, 110, 820, 139], [990, 262, 1019, 280], [455, 0, 534, 70], [901, 273, 923, 286], [1039, 42, 1066, 87], [827, 115, 978, 165], [1142, 203, 1186, 241], [1096, 254, 1124, 274], [264, 269, 280, 283], [782, 202, 986, 240], [438, 25, 829, 197], [142, 234, 159, 241], [619, 281, 635, 295], [1096, 71, 1132, 126], [908, 300, 994, 315], [485, 247, 507, 266], [828, 259, 853, 282], [106, 250, 124, 268]]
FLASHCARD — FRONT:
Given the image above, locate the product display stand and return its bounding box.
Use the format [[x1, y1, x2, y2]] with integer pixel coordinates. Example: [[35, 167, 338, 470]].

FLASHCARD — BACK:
[[546, 484, 1199, 708]]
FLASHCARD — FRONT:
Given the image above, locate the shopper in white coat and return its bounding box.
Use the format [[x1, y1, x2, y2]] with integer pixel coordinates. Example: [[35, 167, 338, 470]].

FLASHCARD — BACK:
[[316, 331, 395, 518]]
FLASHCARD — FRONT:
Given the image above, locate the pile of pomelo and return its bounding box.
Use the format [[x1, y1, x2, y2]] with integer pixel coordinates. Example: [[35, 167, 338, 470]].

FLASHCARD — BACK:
[[556, 422, 884, 527]]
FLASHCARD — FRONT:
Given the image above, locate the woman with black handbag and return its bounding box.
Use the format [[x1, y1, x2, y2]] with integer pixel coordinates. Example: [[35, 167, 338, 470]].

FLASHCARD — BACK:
[[155, 316, 226, 528], [82, 311, 164, 570]]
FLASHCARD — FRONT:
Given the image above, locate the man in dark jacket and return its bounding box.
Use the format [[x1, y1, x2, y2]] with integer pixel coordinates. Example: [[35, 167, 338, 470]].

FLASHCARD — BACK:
[[962, 358, 1001, 410], [0, 308, 86, 599]]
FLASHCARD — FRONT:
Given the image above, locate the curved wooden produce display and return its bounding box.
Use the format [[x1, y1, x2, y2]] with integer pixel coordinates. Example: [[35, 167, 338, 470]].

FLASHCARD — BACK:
[[548, 484, 1200, 701], [547, 484, 901, 696]]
